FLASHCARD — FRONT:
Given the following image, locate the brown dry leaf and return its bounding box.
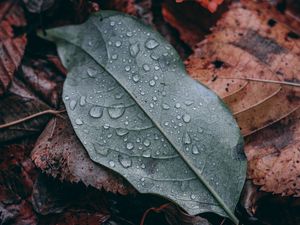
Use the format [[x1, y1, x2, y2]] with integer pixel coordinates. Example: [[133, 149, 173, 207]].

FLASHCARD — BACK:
[[0, 78, 51, 143], [31, 114, 135, 195], [246, 108, 300, 196], [0, 1, 27, 96], [186, 0, 300, 136]]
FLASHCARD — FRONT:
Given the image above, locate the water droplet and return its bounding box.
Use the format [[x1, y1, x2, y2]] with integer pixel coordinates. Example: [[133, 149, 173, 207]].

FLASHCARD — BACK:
[[103, 124, 110, 129], [125, 65, 131, 72], [130, 43, 140, 57], [175, 103, 181, 108], [87, 68, 97, 77], [109, 161, 115, 167], [150, 103, 154, 108], [141, 177, 145, 182], [143, 64, 150, 72], [141, 164, 146, 169], [93, 143, 109, 156], [111, 54, 118, 60], [190, 194, 196, 200], [126, 142, 134, 150], [116, 128, 128, 136], [145, 39, 159, 49], [118, 155, 132, 168], [75, 118, 83, 125], [150, 53, 159, 60], [89, 106, 103, 118], [192, 145, 199, 154], [183, 132, 191, 144], [153, 96, 157, 101], [184, 100, 194, 106], [80, 96, 86, 106], [108, 104, 125, 119], [149, 80, 156, 86], [162, 103, 170, 110], [64, 96, 70, 100], [69, 100, 77, 110], [133, 74, 140, 82], [154, 66, 160, 70], [115, 41, 122, 47], [110, 21, 115, 26], [142, 150, 151, 158], [126, 31, 133, 37], [183, 114, 191, 123], [143, 139, 151, 147]]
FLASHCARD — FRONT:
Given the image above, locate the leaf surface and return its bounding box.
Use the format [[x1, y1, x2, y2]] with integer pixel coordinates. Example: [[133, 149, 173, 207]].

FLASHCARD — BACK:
[[43, 11, 246, 221]]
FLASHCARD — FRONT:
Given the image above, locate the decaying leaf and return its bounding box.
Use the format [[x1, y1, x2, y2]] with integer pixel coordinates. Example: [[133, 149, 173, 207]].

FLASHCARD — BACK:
[[246, 109, 300, 196], [0, 1, 27, 96], [23, 0, 55, 13], [186, 0, 300, 136], [31, 114, 135, 195], [0, 78, 51, 143], [42, 11, 246, 222]]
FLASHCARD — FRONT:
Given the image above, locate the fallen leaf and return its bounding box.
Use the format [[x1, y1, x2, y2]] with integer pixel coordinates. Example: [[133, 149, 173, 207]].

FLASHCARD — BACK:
[[31, 115, 135, 195], [42, 11, 246, 222], [0, 1, 27, 96], [185, 0, 300, 136], [0, 144, 38, 225], [0, 77, 51, 143], [162, 0, 229, 48], [19, 58, 64, 108]]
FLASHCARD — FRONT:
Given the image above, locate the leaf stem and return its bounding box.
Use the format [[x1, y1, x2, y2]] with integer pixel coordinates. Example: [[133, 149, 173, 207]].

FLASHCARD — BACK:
[[0, 109, 66, 129], [219, 77, 300, 87]]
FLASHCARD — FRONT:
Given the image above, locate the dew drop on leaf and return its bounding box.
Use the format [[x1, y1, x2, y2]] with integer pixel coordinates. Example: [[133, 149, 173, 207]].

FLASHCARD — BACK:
[[143, 139, 151, 147], [192, 145, 199, 155], [183, 114, 191, 123], [130, 43, 140, 57], [183, 132, 191, 144], [115, 41, 122, 47], [89, 106, 103, 118], [75, 118, 83, 125], [69, 99, 77, 110], [142, 150, 151, 158], [87, 68, 97, 77], [108, 104, 125, 119], [162, 103, 170, 110], [116, 128, 128, 136], [143, 64, 150, 71], [126, 142, 134, 150], [80, 96, 86, 106], [149, 80, 156, 86], [93, 143, 109, 156], [133, 74, 140, 82], [145, 39, 159, 49], [125, 65, 131, 72], [118, 155, 132, 168], [109, 160, 115, 167]]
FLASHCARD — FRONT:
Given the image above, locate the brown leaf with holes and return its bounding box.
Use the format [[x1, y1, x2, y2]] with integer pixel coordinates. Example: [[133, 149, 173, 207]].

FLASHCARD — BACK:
[[0, 1, 27, 96], [186, 0, 300, 136], [31, 114, 135, 195]]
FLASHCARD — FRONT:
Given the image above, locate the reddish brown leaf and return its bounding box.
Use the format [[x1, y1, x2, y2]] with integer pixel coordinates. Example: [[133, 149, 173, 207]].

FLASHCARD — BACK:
[[19, 58, 64, 108], [0, 144, 38, 225], [31, 115, 135, 195], [176, 0, 225, 13], [0, 78, 51, 143], [185, 0, 300, 136], [0, 1, 27, 96]]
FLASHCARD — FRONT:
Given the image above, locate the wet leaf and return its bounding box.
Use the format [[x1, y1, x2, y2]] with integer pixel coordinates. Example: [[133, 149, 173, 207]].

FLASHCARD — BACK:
[[31, 114, 135, 195], [41, 11, 246, 222], [0, 1, 27, 96]]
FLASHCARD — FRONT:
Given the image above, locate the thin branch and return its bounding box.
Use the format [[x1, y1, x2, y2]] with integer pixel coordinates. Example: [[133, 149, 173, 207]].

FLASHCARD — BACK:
[[219, 77, 300, 87], [0, 109, 66, 129]]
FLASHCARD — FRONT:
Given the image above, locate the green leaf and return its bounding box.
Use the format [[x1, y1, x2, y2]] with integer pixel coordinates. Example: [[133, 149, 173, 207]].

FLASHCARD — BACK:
[[41, 11, 246, 224]]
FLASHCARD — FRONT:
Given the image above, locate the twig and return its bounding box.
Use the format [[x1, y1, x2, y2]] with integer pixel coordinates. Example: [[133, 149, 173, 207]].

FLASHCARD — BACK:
[[0, 109, 66, 129], [218, 77, 300, 87]]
